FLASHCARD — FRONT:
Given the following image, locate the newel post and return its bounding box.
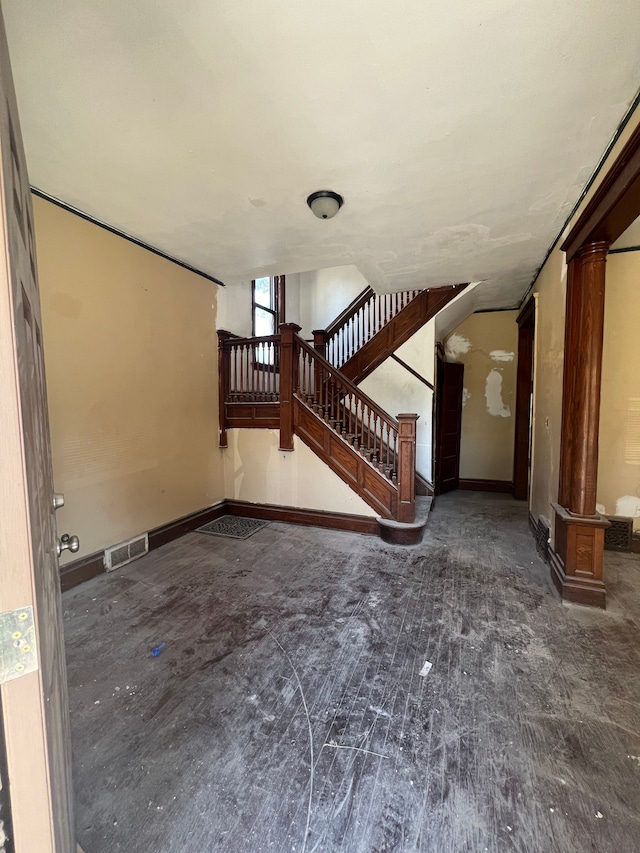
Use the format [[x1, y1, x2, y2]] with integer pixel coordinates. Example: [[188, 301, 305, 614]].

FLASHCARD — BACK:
[[279, 323, 302, 451], [217, 330, 234, 448], [396, 413, 418, 523]]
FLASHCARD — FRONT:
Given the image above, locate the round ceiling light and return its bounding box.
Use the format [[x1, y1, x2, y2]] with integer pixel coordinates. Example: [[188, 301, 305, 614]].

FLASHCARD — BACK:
[[307, 190, 344, 220]]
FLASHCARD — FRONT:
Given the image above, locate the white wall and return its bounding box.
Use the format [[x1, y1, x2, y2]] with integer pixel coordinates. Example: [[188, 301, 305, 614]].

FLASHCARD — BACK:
[[360, 321, 436, 482], [223, 430, 373, 515], [298, 264, 368, 338], [217, 273, 301, 336]]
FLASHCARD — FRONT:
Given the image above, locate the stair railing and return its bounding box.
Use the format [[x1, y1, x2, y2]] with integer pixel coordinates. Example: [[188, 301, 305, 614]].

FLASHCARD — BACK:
[[294, 332, 417, 522], [218, 329, 280, 446], [314, 287, 423, 369], [219, 325, 418, 522]]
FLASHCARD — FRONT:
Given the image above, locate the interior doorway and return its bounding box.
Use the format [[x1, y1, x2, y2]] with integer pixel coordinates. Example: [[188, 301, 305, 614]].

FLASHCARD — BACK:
[[434, 352, 464, 495], [513, 298, 535, 500]]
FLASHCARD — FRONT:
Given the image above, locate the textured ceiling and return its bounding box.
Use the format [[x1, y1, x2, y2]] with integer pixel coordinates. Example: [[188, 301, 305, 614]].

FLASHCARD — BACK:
[[4, 0, 640, 307]]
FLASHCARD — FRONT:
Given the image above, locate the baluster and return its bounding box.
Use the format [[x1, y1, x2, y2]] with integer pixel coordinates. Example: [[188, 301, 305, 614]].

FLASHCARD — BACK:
[[269, 342, 273, 397], [393, 431, 398, 482], [257, 343, 262, 397], [371, 413, 378, 463]]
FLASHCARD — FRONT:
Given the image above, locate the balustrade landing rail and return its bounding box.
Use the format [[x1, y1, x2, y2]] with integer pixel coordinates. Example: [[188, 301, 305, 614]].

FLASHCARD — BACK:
[[217, 325, 417, 522]]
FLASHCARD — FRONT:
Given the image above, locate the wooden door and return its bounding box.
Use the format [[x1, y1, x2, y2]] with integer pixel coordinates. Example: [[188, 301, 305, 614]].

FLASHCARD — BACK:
[[435, 358, 464, 494], [513, 299, 535, 500], [0, 10, 75, 853]]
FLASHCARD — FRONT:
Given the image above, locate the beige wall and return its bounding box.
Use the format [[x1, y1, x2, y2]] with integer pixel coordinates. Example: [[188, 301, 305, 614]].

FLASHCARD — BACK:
[[223, 430, 373, 515], [34, 196, 224, 562], [360, 321, 436, 482], [530, 106, 640, 537], [597, 250, 640, 528], [444, 311, 518, 482]]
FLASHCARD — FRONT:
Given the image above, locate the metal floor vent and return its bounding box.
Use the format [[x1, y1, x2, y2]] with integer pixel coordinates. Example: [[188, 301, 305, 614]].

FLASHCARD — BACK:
[[196, 515, 270, 540], [104, 533, 149, 571], [604, 516, 633, 552]]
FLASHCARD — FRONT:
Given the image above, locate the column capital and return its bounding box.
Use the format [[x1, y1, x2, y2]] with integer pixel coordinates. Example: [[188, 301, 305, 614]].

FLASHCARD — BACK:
[[576, 240, 610, 262]]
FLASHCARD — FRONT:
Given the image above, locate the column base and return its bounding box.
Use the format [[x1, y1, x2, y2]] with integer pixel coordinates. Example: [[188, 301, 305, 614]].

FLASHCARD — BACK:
[[550, 503, 609, 608]]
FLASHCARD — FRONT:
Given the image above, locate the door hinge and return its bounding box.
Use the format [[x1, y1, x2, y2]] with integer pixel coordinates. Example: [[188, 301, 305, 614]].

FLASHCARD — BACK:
[[0, 606, 38, 685]]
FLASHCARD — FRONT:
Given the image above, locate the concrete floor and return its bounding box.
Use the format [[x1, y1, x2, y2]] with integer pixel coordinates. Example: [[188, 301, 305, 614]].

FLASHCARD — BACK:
[[63, 492, 640, 853]]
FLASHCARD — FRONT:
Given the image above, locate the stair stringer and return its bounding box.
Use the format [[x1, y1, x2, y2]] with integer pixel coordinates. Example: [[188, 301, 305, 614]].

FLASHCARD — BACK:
[[339, 284, 466, 385], [293, 397, 397, 519]]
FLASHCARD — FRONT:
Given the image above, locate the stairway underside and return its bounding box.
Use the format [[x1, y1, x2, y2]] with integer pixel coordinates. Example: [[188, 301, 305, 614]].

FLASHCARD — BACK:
[[339, 284, 466, 385]]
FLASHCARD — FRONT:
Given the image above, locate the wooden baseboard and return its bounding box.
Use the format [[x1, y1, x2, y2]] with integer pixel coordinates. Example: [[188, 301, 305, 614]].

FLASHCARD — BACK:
[[458, 478, 513, 493], [147, 502, 227, 550], [60, 551, 105, 593], [60, 499, 378, 592], [225, 499, 379, 535], [60, 501, 227, 593]]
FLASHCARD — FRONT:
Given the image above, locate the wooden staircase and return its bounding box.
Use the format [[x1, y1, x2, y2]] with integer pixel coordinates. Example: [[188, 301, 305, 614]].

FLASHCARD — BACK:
[[313, 283, 466, 384], [219, 326, 417, 522], [218, 283, 466, 526]]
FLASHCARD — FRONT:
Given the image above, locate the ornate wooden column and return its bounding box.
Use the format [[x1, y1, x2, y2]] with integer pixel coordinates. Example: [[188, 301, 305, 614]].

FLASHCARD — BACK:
[[551, 242, 610, 607], [278, 323, 301, 451]]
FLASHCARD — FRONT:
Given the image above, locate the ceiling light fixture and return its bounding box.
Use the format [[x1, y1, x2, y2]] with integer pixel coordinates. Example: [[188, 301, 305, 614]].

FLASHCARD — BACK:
[[307, 190, 344, 220]]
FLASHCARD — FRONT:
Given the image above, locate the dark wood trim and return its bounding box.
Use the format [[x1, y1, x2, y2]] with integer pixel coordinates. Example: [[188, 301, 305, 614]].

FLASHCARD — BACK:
[[251, 275, 285, 336], [548, 545, 606, 608], [609, 244, 640, 255], [31, 187, 225, 286], [390, 353, 434, 390], [278, 323, 301, 450], [562, 122, 640, 260], [60, 502, 227, 592], [415, 471, 434, 496], [296, 334, 399, 432], [59, 499, 382, 592], [513, 297, 535, 500], [516, 296, 535, 329], [225, 401, 280, 429], [59, 551, 105, 592], [396, 413, 418, 523], [293, 398, 397, 519], [340, 284, 467, 386], [458, 478, 513, 493], [225, 499, 379, 535], [325, 286, 374, 339], [147, 502, 227, 550]]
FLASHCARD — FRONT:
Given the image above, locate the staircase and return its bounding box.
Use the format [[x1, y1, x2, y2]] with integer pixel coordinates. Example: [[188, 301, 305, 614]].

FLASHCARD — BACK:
[[218, 283, 466, 529], [313, 283, 466, 384]]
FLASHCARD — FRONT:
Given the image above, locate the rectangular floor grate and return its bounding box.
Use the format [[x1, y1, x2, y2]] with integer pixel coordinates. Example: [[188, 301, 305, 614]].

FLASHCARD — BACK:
[[196, 515, 270, 540]]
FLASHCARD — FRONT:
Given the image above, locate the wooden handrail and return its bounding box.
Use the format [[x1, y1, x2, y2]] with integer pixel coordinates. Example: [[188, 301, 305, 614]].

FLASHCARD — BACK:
[[295, 335, 398, 431], [218, 328, 417, 521], [218, 332, 280, 349], [324, 287, 374, 339]]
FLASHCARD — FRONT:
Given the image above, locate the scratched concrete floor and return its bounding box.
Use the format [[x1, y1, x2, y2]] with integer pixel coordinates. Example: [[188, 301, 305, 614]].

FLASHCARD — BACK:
[[62, 492, 640, 853]]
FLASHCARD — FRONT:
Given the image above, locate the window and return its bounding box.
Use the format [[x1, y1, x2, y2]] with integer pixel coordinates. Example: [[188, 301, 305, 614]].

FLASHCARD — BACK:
[[252, 275, 285, 337]]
